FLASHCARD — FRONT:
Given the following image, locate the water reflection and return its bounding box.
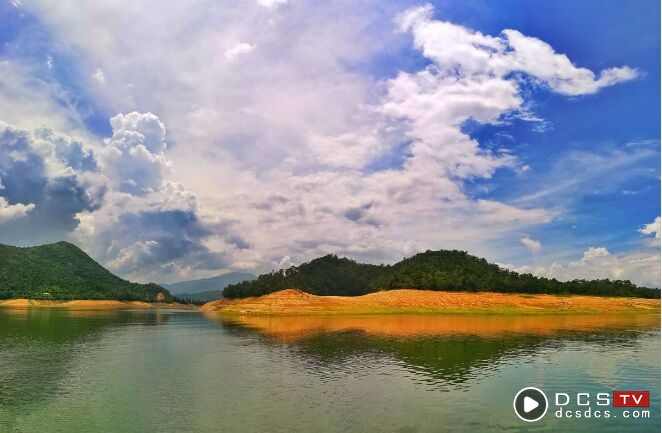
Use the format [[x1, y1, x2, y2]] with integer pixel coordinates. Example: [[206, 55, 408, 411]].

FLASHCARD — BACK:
[[0, 309, 182, 408], [210, 313, 660, 340], [212, 313, 660, 390], [0, 310, 658, 433]]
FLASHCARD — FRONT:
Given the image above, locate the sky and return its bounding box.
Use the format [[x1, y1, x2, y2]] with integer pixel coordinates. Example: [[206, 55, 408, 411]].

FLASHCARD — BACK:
[[0, 0, 659, 287]]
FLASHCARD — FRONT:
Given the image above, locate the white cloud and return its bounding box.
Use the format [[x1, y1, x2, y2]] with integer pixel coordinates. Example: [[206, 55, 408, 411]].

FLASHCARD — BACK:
[[521, 237, 541, 252], [1, 2, 646, 282], [397, 5, 637, 97], [502, 220, 662, 288], [0, 197, 35, 223], [257, 0, 288, 8], [503, 246, 660, 289], [640, 216, 661, 239], [92, 67, 105, 84], [70, 112, 233, 281], [224, 43, 255, 61], [502, 30, 638, 95], [100, 112, 169, 195]]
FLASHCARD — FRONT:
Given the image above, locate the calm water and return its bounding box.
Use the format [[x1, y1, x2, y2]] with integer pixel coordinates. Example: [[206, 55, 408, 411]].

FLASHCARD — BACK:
[[0, 309, 658, 433]]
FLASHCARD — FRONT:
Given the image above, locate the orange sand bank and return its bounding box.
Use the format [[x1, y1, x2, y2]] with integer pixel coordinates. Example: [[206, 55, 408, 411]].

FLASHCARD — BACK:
[[200, 288, 661, 315], [0, 299, 192, 309]]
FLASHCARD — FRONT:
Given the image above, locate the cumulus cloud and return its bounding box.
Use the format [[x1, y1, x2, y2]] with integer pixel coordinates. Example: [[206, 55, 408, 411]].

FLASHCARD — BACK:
[[521, 237, 541, 252], [502, 30, 638, 95], [101, 112, 169, 195], [0, 197, 35, 223], [397, 4, 637, 96], [640, 216, 661, 239], [0, 112, 234, 282], [0, 1, 647, 282], [0, 121, 103, 244], [502, 220, 662, 288], [503, 246, 660, 289], [70, 112, 234, 281]]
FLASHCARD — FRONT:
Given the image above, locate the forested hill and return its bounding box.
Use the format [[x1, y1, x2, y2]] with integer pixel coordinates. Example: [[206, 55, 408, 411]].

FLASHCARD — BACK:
[[223, 250, 661, 299], [0, 241, 173, 301]]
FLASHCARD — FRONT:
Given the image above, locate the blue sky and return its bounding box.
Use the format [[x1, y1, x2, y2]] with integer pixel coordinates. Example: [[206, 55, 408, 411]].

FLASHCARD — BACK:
[[0, 0, 659, 286]]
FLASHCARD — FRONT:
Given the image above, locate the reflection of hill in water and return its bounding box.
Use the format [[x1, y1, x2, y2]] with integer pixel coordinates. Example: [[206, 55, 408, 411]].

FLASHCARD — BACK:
[[217, 314, 659, 389], [0, 309, 175, 408]]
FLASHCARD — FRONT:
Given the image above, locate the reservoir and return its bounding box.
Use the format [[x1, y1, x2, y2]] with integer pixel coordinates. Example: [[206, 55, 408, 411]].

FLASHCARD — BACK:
[[0, 309, 658, 432]]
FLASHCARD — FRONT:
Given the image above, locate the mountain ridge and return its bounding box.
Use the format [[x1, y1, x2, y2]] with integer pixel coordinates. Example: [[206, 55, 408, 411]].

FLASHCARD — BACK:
[[223, 250, 660, 299], [0, 241, 173, 302]]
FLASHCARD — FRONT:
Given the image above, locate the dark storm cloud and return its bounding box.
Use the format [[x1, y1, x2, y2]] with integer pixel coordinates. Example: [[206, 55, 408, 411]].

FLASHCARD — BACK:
[[0, 122, 103, 245], [103, 210, 229, 273]]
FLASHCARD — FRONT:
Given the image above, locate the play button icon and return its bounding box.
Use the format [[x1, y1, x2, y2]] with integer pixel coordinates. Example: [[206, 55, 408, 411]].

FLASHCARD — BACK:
[[513, 387, 548, 422], [524, 396, 539, 413]]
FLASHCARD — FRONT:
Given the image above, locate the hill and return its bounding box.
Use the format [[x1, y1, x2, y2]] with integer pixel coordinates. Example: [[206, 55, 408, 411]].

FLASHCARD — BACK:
[[223, 250, 661, 299], [0, 241, 173, 302], [161, 272, 255, 296]]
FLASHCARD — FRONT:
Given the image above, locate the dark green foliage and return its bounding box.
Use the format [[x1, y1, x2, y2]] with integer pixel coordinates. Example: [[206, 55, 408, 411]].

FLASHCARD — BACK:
[[224, 250, 661, 299], [223, 255, 383, 298], [0, 241, 174, 302]]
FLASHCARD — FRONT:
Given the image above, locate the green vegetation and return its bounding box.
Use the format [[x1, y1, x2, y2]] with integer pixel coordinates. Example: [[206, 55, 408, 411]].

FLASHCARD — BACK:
[[223, 250, 661, 299], [0, 241, 173, 302]]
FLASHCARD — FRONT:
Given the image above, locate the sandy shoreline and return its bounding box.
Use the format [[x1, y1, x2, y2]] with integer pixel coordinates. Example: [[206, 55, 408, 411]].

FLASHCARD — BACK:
[[0, 299, 193, 309], [200, 288, 661, 315], [2, 289, 658, 313]]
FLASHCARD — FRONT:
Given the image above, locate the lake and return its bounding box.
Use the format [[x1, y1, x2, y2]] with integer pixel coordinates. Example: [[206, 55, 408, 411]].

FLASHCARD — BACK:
[[0, 309, 658, 432]]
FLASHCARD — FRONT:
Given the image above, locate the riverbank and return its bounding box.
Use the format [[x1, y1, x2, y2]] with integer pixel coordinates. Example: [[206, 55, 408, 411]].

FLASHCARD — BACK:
[[0, 299, 193, 309], [200, 288, 661, 315]]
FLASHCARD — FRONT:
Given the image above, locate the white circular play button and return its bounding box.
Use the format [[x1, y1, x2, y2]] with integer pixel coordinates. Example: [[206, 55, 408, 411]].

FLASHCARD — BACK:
[[513, 387, 548, 422], [524, 396, 539, 413]]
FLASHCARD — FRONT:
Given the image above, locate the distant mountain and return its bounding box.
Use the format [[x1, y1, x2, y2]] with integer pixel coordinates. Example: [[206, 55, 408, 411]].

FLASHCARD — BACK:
[[161, 272, 256, 296], [0, 241, 173, 302], [223, 250, 661, 299], [174, 289, 225, 303]]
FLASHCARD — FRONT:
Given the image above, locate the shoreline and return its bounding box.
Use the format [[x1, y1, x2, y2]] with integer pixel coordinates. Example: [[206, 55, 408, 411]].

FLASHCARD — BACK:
[[200, 288, 661, 315], [0, 299, 194, 310]]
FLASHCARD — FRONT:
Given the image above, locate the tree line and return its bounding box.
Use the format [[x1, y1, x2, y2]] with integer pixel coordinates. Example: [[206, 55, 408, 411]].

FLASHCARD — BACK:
[[223, 250, 661, 299]]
